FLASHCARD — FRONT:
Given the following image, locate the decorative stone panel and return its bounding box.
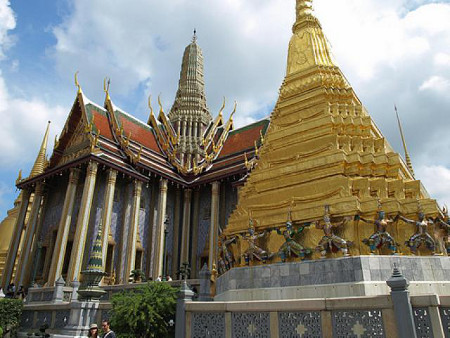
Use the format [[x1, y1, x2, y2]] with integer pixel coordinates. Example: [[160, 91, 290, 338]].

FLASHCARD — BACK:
[[35, 311, 52, 328], [232, 312, 270, 338], [440, 308, 450, 338], [20, 311, 34, 329], [413, 307, 434, 338], [55, 310, 70, 328], [42, 291, 53, 302], [279, 311, 322, 337], [191, 313, 225, 338], [332, 310, 385, 337]]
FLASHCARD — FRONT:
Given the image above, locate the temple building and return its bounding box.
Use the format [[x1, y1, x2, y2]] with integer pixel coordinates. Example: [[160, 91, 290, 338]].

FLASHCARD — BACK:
[[0, 32, 268, 290], [1, 0, 447, 296]]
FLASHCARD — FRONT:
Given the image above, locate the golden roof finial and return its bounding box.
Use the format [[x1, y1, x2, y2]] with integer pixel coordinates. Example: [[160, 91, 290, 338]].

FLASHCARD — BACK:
[[158, 94, 164, 114], [147, 95, 154, 125], [260, 130, 265, 144], [30, 121, 51, 177], [395, 105, 415, 177], [75, 71, 81, 94], [254, 140, 259, 157], [103, 77, 111, 101], [16, 169, 22, 185], [231, 101, 237, 117], [218, 97, 226, 117], [192, 28, 197, 43]]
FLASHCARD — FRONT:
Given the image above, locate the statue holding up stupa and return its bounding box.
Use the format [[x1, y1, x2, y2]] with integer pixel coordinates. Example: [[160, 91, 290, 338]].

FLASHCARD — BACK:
[[357, 210, 398, 254], [435, 206, 450, 254], [240, 219, 274, 265], [399, 212, 436, 255], [275, 210, 311, 262], [315, 206, 351, 258]]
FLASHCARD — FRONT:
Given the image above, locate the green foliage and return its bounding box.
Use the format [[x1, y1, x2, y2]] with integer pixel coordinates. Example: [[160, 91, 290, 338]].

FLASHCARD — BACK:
[[129, 269, 145, 283], [0, 298, 23, 336], [0, 326, 3, 336], [110, 282, 177, 338]]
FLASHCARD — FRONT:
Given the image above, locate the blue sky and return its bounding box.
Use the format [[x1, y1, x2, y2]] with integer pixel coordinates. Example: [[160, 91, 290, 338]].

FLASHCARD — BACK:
[[0, 0, 450, 219]]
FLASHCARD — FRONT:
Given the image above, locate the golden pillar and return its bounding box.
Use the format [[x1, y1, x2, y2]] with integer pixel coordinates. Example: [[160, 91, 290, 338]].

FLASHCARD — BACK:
[[153, 178, 168, 279], [47, 168, 80, 286], [208, 182, 220, 270], [101, 169, 117, 269], [180, 189, 192, 270], [125, 180, 142, 283], [66, 161, 98, 283], [1, 189, 31, 289], [15, 182, 44, 287]]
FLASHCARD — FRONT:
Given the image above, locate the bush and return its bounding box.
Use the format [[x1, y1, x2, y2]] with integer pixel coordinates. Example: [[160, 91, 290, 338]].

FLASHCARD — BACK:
[[110, 282, 178, 338], [0, 298, 23, 336]]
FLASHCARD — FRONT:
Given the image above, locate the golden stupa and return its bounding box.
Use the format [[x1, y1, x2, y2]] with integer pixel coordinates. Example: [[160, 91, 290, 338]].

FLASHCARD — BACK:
[[224, 0, 445, 261]]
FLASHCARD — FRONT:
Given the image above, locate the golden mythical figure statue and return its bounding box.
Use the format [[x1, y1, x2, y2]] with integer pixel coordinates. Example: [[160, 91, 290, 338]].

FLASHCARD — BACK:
[[315, 206, 351, 258]]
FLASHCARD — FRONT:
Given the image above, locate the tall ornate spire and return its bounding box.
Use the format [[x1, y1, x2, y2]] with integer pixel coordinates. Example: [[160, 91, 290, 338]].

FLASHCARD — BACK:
[[168, 32, 212, 168], [395, 105, 415, 177], [29, 121, 50, 177]]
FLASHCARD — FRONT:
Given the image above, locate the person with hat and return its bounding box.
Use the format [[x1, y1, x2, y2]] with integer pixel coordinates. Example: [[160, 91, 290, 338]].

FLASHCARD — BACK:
[[88, 323, 99, 338]]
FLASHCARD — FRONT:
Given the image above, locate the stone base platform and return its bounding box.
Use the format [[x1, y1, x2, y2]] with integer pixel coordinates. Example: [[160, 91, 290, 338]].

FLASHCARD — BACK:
[[215, 255, 450, 301]]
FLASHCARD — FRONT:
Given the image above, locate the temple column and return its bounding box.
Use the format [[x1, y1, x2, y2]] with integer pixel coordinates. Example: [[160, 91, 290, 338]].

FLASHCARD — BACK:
[[125, 180, 142, 283], [153, 179, 168, 279], [1, 189, 31, 289], [101, 169, 117, 269], [15, 182, 45, 287], [47, 168, 80, 286], [208, 182, 220, 270], [180, 189, 192, 269], [66, 161, 98, 283]]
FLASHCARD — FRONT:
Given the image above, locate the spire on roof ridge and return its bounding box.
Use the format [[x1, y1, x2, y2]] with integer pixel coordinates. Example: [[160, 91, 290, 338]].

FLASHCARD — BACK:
[[29, 121, 50, 178], [192, 28, 197, 43], [395, 105, 415, 177]]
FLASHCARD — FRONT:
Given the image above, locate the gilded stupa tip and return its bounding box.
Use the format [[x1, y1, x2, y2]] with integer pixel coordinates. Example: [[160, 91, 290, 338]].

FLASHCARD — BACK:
[[293, 0, 321, 32], [192, 29, 197, 43], [29, 121, 50, 178], [395, 105, 415, 178]]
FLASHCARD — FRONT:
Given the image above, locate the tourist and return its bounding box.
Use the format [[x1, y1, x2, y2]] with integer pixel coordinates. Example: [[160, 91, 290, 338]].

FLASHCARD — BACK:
[[156, 275, 162, 282], [6, 283, 15, 298], [101, 320, 116, 338], [88, 323, 99, 338], [166, 275, 172, 281]]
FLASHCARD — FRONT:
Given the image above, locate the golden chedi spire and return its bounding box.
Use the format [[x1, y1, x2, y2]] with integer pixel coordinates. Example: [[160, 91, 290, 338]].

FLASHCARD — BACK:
[[29, 121, 50, 178], [225, 0, 439, 258], [395, 105, 415, 177]]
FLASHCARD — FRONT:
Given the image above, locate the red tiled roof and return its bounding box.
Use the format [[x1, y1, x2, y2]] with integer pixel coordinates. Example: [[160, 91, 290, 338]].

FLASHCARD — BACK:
[[115, 110, 162, 154], [85, 105, 114, 141], [219, 119, 269, 158]]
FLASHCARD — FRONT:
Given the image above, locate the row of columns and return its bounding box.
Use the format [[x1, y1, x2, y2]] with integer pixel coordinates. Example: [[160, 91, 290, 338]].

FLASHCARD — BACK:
[[1, 159, 223, 289]]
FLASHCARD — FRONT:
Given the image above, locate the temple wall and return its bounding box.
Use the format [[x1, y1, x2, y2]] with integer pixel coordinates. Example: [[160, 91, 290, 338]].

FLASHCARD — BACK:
[[165, 185, 176, 275], [194, 186, 212, 272], [39, 175, 66, 243], [222, 182, 238, 230]]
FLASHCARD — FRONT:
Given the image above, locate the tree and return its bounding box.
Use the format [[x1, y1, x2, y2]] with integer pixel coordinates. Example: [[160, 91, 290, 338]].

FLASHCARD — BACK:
[[110, 282, 177, 338], [0, 298, 23, 337]]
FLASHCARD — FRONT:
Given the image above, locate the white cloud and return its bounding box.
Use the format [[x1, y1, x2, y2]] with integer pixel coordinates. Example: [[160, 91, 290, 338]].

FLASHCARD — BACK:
[[434, 52, 450, 67], [0, 72, 67, 169], [419, 75, 450, 92], [0, 0, 15, 59], [416, 165, 450, 206]]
